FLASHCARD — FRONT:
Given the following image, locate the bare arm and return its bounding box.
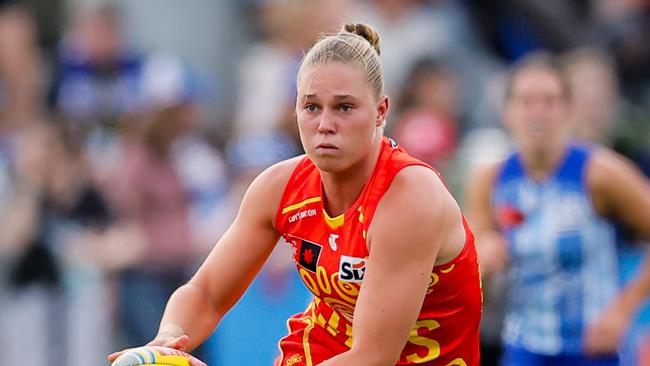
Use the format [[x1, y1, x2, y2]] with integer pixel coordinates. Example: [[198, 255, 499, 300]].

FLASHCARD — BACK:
[[464, 162, 508, 277], [589, 148, 650, 240], [158, 160, 300, 350], [108, 158, 299, 362], [584, 149, 650, 355], [319, 166, 462, 366]]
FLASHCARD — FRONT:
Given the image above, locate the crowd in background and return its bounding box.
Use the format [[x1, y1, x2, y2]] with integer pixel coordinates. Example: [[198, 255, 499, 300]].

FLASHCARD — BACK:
[[0, 0, 648, 365]]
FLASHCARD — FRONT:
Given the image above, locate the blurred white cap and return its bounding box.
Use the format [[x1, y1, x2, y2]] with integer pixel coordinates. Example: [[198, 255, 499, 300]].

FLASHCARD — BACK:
[[140, 54, 197, 110]]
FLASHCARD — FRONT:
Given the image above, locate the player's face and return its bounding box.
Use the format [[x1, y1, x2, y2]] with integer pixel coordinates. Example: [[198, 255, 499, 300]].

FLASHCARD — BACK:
[[504, 68, 570, 155], [296, 61, 388, 173]]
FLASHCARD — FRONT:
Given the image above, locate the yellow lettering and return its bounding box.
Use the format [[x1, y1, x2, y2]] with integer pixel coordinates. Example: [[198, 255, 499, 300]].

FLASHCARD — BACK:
[[404, 320, 441, 363], [446, 358, 467, 366], [284, 354, 303, 366]]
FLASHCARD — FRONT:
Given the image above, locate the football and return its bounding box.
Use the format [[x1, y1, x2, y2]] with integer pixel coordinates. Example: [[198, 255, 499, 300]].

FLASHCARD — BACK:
[[111, 346, 203, 366]]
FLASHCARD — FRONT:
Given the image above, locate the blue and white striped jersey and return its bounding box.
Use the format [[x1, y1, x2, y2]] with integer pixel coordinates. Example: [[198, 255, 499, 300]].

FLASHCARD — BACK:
[[493, 144, 619, 355]]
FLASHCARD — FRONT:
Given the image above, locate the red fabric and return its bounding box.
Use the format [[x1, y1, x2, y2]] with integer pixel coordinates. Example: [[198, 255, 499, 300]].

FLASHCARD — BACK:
[[274, 137, 482, 365]]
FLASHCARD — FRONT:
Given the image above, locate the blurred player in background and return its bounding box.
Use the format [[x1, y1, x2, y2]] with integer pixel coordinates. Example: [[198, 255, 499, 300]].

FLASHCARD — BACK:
[[467, 53, 650, 365], [110, 23, 482, 366]]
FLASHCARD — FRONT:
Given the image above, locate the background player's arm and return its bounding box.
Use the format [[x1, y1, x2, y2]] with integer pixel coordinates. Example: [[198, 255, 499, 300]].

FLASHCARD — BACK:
[[589, 149, 650, 240], [465, 162, 508, 277], [109, 159, 296, 361], [584, 149, 650, 355], [319, 166, 461, 366]]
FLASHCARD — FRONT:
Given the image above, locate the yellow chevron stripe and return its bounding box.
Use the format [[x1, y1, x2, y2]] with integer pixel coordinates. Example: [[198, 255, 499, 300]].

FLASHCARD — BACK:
[[323, 209, 344, 229], [281, 196, 322, 214]]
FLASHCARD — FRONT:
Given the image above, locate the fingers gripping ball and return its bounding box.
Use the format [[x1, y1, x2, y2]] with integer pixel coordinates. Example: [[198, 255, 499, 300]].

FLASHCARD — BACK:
[[111, 346, 203, 366]]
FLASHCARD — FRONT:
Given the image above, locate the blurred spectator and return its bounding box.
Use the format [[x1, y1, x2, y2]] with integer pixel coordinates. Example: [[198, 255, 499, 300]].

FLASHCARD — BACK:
[[393, 57, 460, 172], [0, 7, 51, 364], [233, 0, 347, 141], [2, 0, 64, 54], [0, 126, 59, 366], [0, 122, 138, 366], [563, 47, 650, 177], [108, 54, 223, 363], [0, 5, 43, 129], [22, 123, 121, 366], [140, 53, 229, 254], [353, 0, 502, 127], [597, 0, 650, 105], [50, 3, 142, 139], [467, 0, 602, 61], [564, 48, 620, 144]]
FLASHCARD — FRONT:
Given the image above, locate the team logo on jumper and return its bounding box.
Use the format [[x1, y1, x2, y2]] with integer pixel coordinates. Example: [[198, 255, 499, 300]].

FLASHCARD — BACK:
[[388, 137, 398, 149], [339, 255, 367, 282], [328, 233, 339, 251], [298, 239, 322, 272]]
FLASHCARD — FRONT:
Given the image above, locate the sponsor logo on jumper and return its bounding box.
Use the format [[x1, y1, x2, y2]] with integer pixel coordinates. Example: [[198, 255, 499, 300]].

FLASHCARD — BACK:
[[288, 208, 318, 223], [339, 255, 366, 282], [328, 233, 339, 251]]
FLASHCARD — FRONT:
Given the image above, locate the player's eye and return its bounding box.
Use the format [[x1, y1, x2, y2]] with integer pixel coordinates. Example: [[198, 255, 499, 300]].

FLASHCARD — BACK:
[[305, 104, 319, 112], [338, 104, 353, 112]]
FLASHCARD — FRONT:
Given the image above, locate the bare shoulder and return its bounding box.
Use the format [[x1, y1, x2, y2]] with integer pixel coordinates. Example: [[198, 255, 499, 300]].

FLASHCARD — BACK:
[[368, 165, 462, 262], [586, 146, 650, 237], [588, 147, 639, 186], [238, 155, 305, 223], [587, 147, 644, 198], [388, 165, 456, 207], [587, 147, 649, 215], [252, 155, 304, 195], [376, 165, 460, 235]]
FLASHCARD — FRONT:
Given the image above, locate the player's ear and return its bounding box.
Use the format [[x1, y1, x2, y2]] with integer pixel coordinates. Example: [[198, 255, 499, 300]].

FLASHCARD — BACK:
[[376, 95, 389, 127]]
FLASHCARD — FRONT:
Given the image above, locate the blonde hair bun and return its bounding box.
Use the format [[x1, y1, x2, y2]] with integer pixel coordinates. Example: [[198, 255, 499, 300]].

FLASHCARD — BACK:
[[341, 23, 381, 56]]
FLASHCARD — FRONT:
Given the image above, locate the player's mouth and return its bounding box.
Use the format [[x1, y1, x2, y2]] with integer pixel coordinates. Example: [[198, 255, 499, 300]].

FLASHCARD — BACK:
[[317, 143, 339, 150]]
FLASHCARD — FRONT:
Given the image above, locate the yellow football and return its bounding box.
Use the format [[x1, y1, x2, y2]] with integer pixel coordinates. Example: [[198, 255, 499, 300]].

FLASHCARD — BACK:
[[111, 346, 203, 366]]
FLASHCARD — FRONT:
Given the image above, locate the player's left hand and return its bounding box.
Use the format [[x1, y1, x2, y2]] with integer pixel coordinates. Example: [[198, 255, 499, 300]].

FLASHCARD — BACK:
[[582, 299, 632, 356]]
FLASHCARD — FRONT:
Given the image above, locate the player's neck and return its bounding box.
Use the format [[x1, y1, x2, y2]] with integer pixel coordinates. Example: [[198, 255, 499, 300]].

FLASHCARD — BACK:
[[321, 137, 383, 217], [522, 144, 568, 182]]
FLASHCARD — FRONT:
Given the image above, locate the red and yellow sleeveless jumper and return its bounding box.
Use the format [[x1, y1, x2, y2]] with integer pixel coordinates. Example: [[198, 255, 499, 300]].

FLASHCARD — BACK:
[[274, 137, 482, 366]]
